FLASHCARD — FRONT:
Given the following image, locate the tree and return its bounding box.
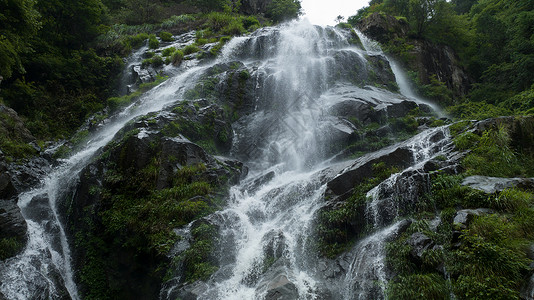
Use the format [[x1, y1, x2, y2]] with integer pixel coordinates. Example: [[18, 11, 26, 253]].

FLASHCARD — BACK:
[[335, 15, 345, 24], [0, 0, 41, 78], [266, 0, 302, 23], [451, 0, 477, 14]]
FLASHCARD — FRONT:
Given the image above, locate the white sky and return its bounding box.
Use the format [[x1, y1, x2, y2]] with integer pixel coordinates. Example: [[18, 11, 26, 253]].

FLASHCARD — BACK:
[[300, 0, 370, 26]]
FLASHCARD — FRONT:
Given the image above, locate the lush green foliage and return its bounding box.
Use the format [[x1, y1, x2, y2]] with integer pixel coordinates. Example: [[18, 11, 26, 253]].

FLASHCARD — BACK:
[[349, 0, 534, 116], [385, 123, 534, 300], [0, 0, 268, 144], [265, 0, 302, 23]]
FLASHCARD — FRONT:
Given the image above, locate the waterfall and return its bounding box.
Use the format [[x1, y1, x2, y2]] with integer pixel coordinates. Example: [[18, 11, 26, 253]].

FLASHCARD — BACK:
[[0, 49, 222, 300], [1, 20, 450, 299]]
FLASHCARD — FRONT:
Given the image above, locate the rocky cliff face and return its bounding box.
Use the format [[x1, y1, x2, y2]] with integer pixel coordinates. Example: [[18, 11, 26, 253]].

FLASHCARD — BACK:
[[358, 13, 472, 100], [0, 105, 51, 261]]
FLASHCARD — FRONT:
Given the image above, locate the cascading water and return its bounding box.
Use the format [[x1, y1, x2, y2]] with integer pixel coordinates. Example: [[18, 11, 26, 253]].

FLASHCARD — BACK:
[[0, 47, 226, 299], [161, 21, 451, 300], [1, 20, 451, 300]]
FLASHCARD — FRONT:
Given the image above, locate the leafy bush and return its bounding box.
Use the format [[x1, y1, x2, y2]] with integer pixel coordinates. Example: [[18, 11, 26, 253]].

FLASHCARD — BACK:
[[387, 274, 449, 300], [158, 31, 173, 42], [171, 49, 184, 65], [183, 44, 200, 55], [461, 126, 533, 177], [266, 0, 303, 23], [161, 47, 176, 57], [221, 18, 245, 35], [148, 34, 159, 49], [0, 237, 22, 260]]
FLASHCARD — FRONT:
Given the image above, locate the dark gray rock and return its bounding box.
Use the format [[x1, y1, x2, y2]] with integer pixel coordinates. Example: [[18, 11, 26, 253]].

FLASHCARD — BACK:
[[328, 99, 380, 125], [174, 281, 210, 300], [384, 100, 418, 119], [264, 274, 299, 300], [0, 163, 16, 200], [0, 199, 27, 258], [453, 208, 494, 230], [462, 176, 534, 194], [358, 13, 471, 99], [326, 146, 413, 196], [407, 232, 434, 262], [357, 13, 410, 45]]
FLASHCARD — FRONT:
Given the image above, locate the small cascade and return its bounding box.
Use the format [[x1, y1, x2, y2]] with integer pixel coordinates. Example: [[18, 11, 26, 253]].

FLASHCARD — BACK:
[[343, 221, 409, 300], [343, 126, 453, 299]]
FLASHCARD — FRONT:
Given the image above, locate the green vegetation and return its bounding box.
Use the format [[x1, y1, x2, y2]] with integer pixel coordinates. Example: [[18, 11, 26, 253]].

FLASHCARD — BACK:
[[72, 123, 238, 298], [349, 0, 534, 118], [384, 123, 534, 299], [107, 75, 168, 112], [266, 0, 303, 23], [0, 237, 22, 260], [317, 162, 400, 258], [0, 0, 297, 150]]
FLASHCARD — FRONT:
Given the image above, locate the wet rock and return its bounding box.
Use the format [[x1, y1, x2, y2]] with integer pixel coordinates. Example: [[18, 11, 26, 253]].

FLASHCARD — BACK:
[[358, 13, 471, 99], [133, 65, 153, 83], [0, 163, 16, 200], [327, 146, 413, 196], [0, 199, 27, 259], [358, 13, 410, 44], [175, 281, 210, 300], [328, 99, 379, 124], [462, 175, 534, 194], [384, 100, 418, 119], [264, 274, 299, 300], [453, 208, 494, 230], [407, 232, 434, 262]]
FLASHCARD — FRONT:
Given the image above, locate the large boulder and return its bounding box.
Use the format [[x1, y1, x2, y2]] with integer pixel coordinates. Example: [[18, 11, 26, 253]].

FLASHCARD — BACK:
[[462, 176, 534, 194]]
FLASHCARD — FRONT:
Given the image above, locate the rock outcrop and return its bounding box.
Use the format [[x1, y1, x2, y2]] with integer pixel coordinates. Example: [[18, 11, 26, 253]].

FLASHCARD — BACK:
[[358, 12, 472, 99], [64, 100, 246, 299]]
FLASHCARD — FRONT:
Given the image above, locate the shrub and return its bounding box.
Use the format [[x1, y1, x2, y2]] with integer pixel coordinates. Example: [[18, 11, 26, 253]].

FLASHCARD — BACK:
[[158, 31, 173, 42], [148, 34, 159, 49], [171, 50, 184, 65], [242, 16, 260, 30], [161, 47, 176, 57], [183, 44, 200, 55], [151, 55, 163, 67], [221, 19, 245, 36]]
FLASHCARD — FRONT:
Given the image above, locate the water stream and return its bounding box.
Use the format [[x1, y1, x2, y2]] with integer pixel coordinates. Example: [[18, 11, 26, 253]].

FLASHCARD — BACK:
[[1, 21, 449, 299]]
